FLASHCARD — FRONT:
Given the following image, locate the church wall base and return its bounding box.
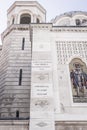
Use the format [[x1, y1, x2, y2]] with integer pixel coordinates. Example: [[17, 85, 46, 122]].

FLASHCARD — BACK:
[[0, 120, 29, 130], [0, 120, 87, 130], [55, 121, 87, 130]]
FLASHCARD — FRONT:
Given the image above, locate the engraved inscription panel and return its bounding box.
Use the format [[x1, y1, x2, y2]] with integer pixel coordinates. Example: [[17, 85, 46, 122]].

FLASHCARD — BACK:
[[32, 72, 51, 83]]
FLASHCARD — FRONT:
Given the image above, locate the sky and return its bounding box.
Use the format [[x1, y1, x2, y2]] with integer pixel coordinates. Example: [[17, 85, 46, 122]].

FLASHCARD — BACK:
[[0, 0, 87, 44]]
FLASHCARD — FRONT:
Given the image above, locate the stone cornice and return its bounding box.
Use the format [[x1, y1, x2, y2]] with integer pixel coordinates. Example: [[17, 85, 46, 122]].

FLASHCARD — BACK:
[[1, 24, 30, 41], [51, 26, 87, 32], [31, 23, 52, 29], [1, 24, 52, 41], [0, 120, 29, 125], [2, 24, 87, 42]]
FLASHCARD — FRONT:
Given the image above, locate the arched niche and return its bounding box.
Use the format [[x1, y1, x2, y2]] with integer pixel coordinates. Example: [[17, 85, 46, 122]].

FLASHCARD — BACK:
[[36, 15, 42, 23], [10, 16, 15, 25], [12, 17, 15, 24], [53, 16, 71, 26], [75, 19, 81, 26], [69, 58, 87, 103], [58, 17, 70, 26], [36, 18, 40, 23], [20, 13, 31, 24]]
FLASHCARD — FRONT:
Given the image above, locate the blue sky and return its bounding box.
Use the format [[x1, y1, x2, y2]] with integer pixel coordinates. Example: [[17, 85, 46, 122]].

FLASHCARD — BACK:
[[0, 0, 87, 44]]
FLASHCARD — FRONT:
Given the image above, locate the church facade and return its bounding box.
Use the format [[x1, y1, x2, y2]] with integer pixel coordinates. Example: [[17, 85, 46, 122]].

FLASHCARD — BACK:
[[1, 1, 87, 130]]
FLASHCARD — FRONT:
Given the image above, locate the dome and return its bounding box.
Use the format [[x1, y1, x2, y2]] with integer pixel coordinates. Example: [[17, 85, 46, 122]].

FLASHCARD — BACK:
[[52, 11, 87, 26]]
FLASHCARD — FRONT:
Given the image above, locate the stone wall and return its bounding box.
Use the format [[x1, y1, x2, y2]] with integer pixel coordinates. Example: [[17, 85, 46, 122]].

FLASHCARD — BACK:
[[0, 25, 31, 118]]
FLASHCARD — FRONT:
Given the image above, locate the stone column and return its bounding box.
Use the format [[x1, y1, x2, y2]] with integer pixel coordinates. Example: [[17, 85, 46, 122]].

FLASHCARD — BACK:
[[29, 41, 55, 130]]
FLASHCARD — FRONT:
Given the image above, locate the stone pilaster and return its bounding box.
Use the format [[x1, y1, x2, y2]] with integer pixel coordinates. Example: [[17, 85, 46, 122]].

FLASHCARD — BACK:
[[30, 40, 55, 130]]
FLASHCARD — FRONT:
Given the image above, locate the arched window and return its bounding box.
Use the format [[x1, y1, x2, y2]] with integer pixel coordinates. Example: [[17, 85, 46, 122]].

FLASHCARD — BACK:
[[16, 110, 19, 118], [69, 58, 87, 103], [22, 38, 25, 50], [76, 19, 81, 26], [12, 18, 15, 24], [20, 14, 31, 24], [36, 18, 40, 23], [82, 19, 87, 24]]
